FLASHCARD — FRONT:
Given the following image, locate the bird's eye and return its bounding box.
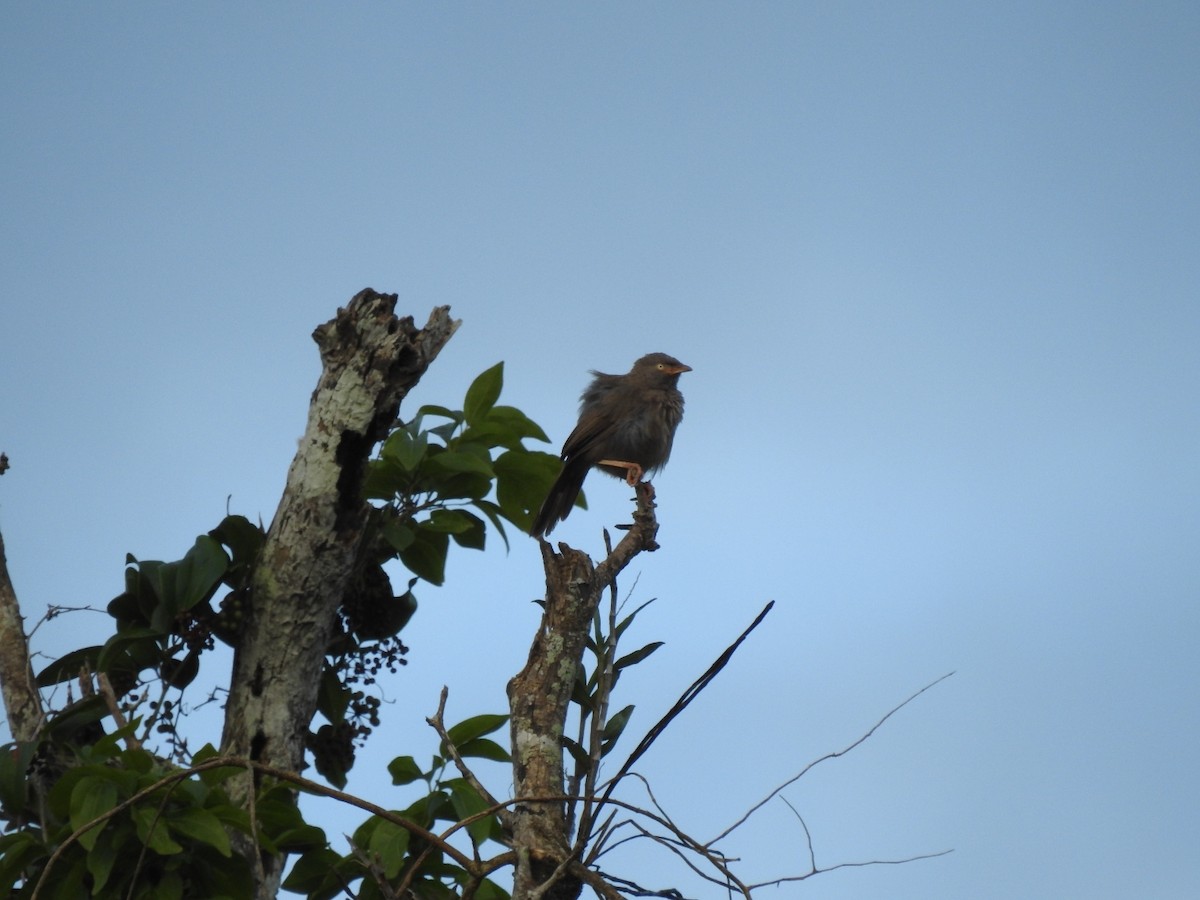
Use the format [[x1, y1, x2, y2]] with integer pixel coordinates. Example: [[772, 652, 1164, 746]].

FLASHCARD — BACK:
[[657, 363, 664, 369]]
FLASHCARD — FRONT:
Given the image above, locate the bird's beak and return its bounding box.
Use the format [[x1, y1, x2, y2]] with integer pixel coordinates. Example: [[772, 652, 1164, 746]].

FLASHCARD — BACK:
[[670, 363, 693, 374]]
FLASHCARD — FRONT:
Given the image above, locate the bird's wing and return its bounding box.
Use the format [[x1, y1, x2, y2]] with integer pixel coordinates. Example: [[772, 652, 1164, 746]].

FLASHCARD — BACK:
[[560, 374, 623, 461]]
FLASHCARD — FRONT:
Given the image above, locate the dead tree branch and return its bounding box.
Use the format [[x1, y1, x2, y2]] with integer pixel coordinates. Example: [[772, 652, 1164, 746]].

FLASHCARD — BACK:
[[0, 514, 45, 745], [507, 482, 661, 899], [219, 291, 459, 897]]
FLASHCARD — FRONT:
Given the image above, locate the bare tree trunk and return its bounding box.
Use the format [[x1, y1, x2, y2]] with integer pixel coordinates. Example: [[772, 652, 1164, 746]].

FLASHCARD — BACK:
[[0, 526, 44, 745], [507, 484, 661, 900], [220, 291, 458, 897]]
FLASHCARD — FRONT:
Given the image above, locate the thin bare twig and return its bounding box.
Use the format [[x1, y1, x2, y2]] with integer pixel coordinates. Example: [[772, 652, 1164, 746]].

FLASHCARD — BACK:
[[747, 848, 955, 889], [707, 671, 954, 846], [748, 792, 952, 888], [348, 839, 402, 900], [779, 795, 816, 871], [426, 686, 512, 834]]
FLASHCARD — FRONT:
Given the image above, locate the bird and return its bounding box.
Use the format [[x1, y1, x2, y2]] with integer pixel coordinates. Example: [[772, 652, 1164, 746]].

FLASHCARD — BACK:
[[531, 352, 691, 537]]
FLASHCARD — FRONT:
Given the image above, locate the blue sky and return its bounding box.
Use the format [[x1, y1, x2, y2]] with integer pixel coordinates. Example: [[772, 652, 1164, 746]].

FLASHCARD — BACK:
[[2, 3, 1198, 897]]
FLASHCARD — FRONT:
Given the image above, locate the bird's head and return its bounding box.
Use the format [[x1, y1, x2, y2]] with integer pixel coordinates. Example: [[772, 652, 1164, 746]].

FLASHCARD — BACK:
[[633, 352, 692, 381]]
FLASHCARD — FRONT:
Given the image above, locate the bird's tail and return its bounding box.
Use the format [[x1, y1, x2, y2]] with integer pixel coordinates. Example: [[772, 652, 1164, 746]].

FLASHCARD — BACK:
[[530, 459, 588, 537]]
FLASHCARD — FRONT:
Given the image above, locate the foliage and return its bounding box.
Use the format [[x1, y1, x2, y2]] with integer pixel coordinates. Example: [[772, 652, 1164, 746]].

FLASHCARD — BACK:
[[365, 361, 565, 569], [0, 732, 325, 899], [31, 364, 561, 790], [2, 364, 581, 898], [285, 714, 513, 900]]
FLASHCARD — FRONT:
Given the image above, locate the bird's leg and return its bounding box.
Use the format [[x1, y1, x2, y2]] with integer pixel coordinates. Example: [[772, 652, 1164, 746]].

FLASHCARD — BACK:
[[598, 459, 644, 486]]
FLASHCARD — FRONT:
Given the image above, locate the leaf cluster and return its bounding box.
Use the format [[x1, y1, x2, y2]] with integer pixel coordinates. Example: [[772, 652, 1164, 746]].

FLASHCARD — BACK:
[[0, 735, 323, 900], [32, 523, 259, 759], [285, 714, 512, 900], [364, 362, 564, 586]]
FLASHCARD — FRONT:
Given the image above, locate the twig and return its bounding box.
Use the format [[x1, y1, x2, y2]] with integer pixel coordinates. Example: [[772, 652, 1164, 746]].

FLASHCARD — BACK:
[[426, 686, 512, 833], [96, 672, 142, 751], [748, 792, 952, 888], [707, 671, 954, 846], [348, 839, 401, 900], [747, 848, 955, 889], [779, 795, 816, 871], [525, 850, 578, 900]]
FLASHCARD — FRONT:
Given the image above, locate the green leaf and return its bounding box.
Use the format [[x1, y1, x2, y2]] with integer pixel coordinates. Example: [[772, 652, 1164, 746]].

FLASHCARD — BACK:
[[281, 847, 344, 894], [445, 779, 496, 847], [388, 756, 425, 786], [35, 645, 104, 687], [169, 807, 231, 856], [382, 427, 428, 473], [351, 812, 381, 848], [44, 696, 109, 747], [399, 527, 449, 585], [445, 713, 509, 748], [96, 627, 161, 674], [317, 666, 351, 724], [85, 828, 119, 892], [0, 831, 44, 893], [193, 745, 243, 787], [149, 868, 184, 900], [473, 876, 512, 900], [367, 817, 410, 879], [429, 471, 493, 501], [133, 805, 184, 855], [160, 648, 200, 689], [601, 705, 635, 756], [463, 362, 504, 425], [426, 418, 462, 444], [151, 535, 230, 625], [494, 449, 569, 526], [416, 404, 464, 425], [425, 448, 495, 479], [455, 737, 510, 763], [106, 588, 145, 627], [70, 776, 117, 851], [470, 499, 510, 552], [423, 508, 476, 534], [449, 510, 487, 550], [615, 641, 665, 670], [272, 823, 328, 852], [419, 508, 487, 551], [87, 720, 139, 763], [561, 736, 590, 778], [209, 514, 265, 583], [0, 741, 39, 815], [363, 457, 406, 500], [381, 517, 416, 553], [569, 667, 594, 711], [461, 405, 551, 449], [353, 589, 417, 640]]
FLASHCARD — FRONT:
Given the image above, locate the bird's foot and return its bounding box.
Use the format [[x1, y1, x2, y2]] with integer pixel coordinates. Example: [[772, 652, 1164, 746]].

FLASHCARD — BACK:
[[598, 459, 644, 486]]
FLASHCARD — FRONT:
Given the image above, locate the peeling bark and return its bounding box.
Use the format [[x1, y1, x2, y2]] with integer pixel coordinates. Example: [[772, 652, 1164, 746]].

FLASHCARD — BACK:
[[507, 482, 661, 900], [220, 291, 458, 896]]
